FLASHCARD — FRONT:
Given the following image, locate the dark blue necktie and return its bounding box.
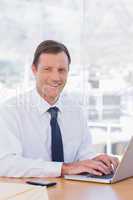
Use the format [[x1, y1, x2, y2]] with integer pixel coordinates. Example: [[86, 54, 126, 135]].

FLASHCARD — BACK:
[[48, 107, 64, 162]]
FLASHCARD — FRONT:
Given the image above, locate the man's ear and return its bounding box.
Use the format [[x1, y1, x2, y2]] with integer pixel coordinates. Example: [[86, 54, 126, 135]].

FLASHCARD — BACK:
[[32, 64, 37, 75]]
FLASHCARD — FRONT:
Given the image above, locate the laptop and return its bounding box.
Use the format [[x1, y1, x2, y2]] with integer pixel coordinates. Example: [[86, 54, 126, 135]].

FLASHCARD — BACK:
[[64, 137, 133, 183]]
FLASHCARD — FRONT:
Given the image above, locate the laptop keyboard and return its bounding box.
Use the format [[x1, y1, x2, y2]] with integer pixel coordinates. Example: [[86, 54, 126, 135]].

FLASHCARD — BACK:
[[80, 172, 114, 179]]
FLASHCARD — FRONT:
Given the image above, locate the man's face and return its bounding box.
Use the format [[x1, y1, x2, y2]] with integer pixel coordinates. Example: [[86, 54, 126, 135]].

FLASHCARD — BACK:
[[32, 52, 69, 105]]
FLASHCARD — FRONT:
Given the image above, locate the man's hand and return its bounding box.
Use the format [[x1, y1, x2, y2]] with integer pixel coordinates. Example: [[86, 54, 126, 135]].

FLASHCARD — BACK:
[[93, 154, 119, 172], [61, 158, 115, 176], [61, 154, 119, 176]]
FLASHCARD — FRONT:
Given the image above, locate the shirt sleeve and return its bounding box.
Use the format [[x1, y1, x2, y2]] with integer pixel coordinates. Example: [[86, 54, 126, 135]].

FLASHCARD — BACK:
[[75, 107, 96, 160], [0, 105, 62, 177], [0, 156, 62, 177]]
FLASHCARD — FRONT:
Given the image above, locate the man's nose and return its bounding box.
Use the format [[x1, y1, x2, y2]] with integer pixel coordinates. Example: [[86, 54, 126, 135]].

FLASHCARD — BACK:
[[51, 71, 60, 81]]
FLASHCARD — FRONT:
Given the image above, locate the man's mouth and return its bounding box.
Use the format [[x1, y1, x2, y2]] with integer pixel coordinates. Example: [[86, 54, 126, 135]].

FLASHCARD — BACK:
[[47, 85, 60, 89], [48, 83, 62, 88]]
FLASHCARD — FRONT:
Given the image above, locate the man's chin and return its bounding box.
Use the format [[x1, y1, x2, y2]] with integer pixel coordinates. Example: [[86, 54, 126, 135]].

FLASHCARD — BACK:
[[44, 95, 59, 105], [42, 91, 60, 101]]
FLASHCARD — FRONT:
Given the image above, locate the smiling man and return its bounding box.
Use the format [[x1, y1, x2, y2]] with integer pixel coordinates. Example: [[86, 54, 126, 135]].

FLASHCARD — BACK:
[[0, 40, 118, 177], [32, 49, 69, 105]]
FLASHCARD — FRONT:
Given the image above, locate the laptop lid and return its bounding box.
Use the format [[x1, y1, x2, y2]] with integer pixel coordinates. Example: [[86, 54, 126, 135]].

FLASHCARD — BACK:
[[112, 136, 133, 183], [64, 136, 133, 184]]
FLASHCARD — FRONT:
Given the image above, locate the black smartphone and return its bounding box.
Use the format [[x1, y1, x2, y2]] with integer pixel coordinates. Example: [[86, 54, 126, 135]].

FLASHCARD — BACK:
[[26, 180, 57, 187]]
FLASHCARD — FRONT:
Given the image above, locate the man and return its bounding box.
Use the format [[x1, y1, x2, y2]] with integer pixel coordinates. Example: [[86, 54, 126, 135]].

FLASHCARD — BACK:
[[0, 40, 118, 177]]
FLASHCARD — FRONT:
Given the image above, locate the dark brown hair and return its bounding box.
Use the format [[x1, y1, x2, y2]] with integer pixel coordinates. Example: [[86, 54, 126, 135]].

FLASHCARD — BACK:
[[32, 40, 71, 67]]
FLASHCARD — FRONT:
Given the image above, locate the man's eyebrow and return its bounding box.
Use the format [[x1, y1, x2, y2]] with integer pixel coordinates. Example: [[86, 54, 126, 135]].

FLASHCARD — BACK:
[[38, 65, 52, 68], [38, 65, 67, 68]]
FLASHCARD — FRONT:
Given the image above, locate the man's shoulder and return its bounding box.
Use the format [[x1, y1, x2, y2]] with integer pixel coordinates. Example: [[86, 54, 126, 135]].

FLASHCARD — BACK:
[[60, 92, 88, 124], [60, 91, 86, 114], [61, 91, 84, 105], [0, 89, 34, 113]]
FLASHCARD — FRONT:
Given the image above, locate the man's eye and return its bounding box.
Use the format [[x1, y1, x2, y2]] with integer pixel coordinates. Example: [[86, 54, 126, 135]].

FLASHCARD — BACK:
[[40, 68, 50, 73], [42, 68, 50, 71], [59, 68, 65, 72]]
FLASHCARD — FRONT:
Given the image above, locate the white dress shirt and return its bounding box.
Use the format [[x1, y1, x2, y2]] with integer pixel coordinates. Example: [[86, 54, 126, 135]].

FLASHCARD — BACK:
[[0, 88, 94, 177]]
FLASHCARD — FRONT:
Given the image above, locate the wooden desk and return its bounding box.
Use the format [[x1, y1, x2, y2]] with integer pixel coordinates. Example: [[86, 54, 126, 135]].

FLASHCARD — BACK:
[[0, 177, 133, 200]]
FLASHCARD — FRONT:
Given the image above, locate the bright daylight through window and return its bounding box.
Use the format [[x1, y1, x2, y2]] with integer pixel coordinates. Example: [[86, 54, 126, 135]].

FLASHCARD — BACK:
[[0, 0, 133, 154]]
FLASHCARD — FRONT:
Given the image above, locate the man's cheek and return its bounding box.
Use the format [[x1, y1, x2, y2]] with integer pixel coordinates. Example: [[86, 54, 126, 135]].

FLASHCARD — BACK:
[[43, 85, 48, 94]]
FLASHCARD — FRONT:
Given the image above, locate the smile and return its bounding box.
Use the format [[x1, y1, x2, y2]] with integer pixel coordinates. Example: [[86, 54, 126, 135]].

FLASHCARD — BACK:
[[49, 85, 60, 88]]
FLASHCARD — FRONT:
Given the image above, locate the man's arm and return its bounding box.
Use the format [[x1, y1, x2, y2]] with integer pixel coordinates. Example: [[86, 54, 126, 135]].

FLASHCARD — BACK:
[[61, 107, 119, 176], [0, 119, 62, 177], [0, 155, 62, 177], [0, 106, 62, 177]]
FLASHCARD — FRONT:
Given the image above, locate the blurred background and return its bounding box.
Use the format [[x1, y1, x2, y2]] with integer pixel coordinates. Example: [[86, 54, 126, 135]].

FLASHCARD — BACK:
[[1, 0, 133, 155]]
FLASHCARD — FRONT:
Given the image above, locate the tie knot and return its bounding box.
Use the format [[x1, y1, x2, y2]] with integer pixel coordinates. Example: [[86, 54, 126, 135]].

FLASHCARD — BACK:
[[47, 106, 59, 119]]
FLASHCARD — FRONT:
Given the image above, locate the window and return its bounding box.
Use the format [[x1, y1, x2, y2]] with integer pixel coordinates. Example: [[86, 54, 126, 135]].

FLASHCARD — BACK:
[[1, 0, 133, 154]]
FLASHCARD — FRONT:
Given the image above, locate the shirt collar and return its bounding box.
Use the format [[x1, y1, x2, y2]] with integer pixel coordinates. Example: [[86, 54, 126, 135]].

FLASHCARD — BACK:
[[32, 88, 63, 115]]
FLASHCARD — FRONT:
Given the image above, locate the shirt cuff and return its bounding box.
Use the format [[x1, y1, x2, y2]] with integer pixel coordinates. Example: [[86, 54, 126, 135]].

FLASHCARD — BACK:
[[44, 161, 63, 177]]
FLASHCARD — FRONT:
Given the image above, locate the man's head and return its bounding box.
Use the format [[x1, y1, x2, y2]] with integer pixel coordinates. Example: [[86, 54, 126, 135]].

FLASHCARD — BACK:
[[32, 40, 71, 105]]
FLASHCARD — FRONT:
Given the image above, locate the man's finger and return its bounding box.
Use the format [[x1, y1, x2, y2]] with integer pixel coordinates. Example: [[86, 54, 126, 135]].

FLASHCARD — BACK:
[[87, 168, 102, 176], [94, 154, 119, 172], [86, 160, 112, 175], [100, 157, 112, 169], [110, 157, 119, 171], [93, 154, 112, 170], [95, 162, 111, 175]]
